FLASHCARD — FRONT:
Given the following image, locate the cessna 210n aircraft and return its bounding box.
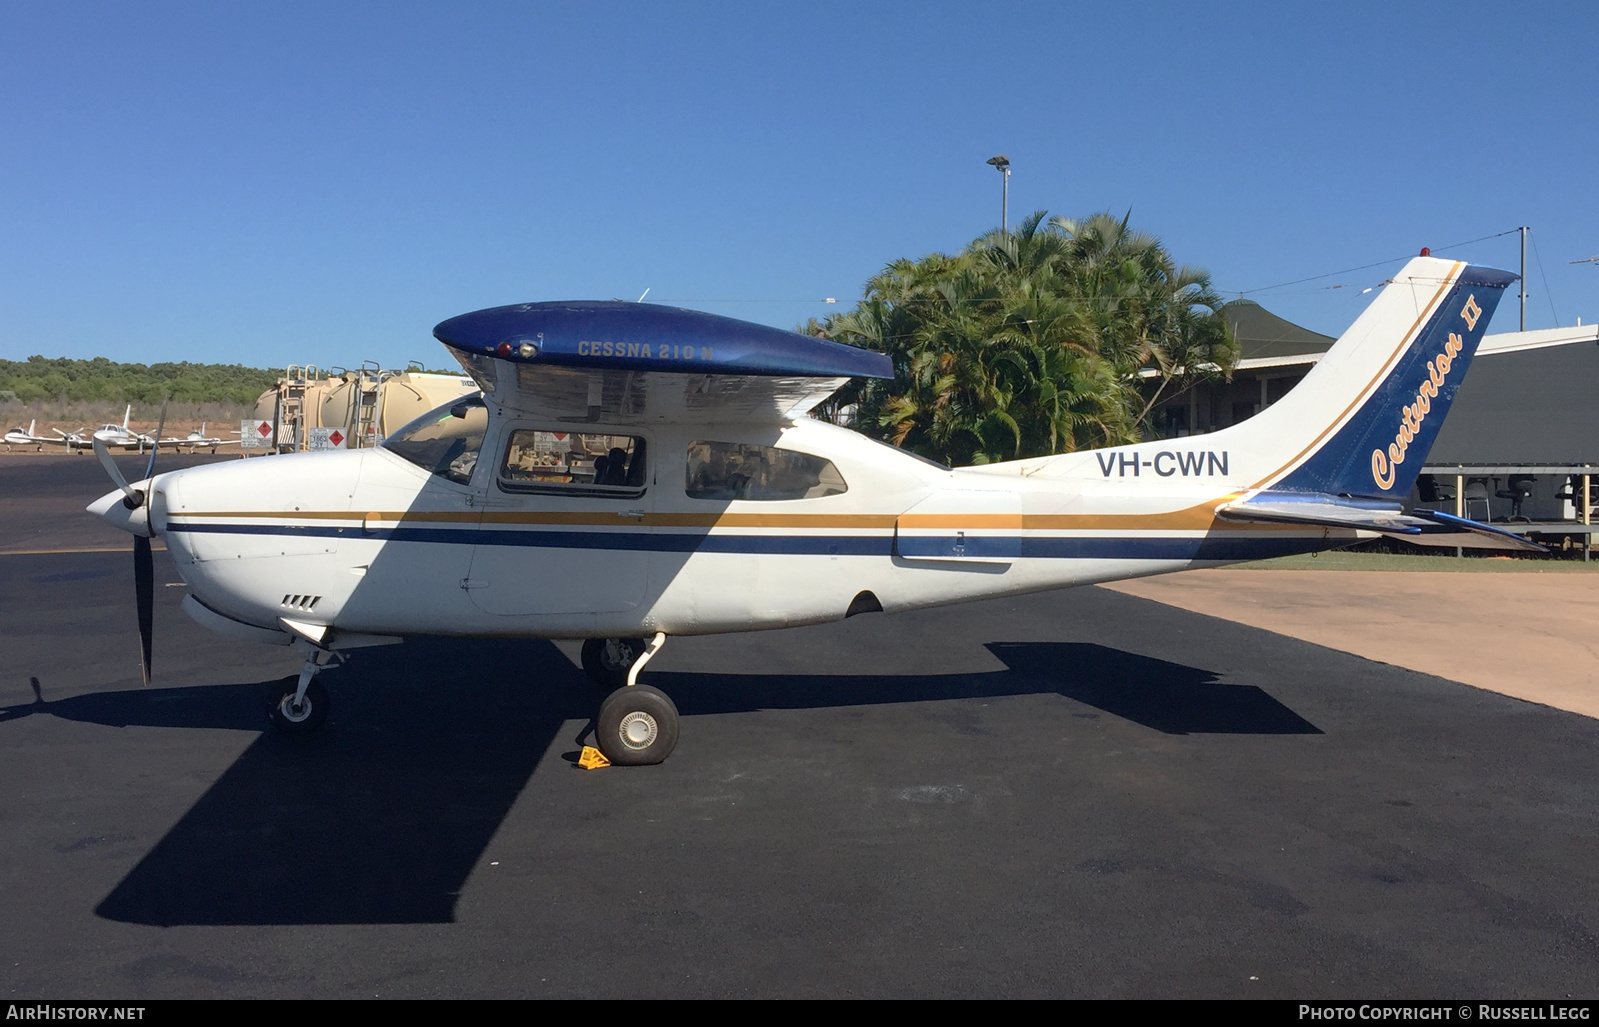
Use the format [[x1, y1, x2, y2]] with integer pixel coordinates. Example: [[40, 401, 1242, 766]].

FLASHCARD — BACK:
[[88, 254, 1533, 766]]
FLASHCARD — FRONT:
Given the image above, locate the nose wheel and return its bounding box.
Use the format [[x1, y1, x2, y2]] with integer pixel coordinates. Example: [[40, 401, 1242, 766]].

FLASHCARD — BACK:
[[268, 645, 339, 735], [269, 677, 329, 734]]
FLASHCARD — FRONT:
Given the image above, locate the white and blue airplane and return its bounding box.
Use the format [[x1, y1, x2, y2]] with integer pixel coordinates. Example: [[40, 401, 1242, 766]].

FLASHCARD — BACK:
[[88, 254, 1532, 765]]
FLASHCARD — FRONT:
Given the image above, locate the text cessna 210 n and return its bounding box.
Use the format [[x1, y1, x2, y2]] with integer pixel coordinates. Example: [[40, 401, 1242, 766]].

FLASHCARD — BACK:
[[89, 254, 1534, 766]]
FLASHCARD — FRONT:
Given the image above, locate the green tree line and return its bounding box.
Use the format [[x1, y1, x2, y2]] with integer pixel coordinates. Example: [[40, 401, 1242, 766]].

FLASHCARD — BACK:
[[0, 355, 277, 406], [808, 211, 1238, 466]]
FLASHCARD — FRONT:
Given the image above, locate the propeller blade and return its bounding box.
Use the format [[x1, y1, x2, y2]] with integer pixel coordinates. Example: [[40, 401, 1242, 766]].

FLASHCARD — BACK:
[[92, 436, 140, 507], [134, 534, 153, 684], [143, 399, 167, 482]]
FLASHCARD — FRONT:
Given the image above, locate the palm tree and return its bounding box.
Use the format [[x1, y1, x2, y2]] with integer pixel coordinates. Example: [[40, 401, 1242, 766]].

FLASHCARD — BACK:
[[810, 210, 1232, 465], [1045, 212, 1238, 427]]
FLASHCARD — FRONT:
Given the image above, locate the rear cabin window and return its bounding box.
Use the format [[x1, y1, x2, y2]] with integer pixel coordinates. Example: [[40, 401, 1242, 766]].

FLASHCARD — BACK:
[[686, 441, 847, 501], [499, 429, 647, 497]]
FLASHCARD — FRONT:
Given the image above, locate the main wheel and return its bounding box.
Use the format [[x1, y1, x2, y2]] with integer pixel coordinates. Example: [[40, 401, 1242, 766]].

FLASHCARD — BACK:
[[581, 637, 648, 689], [268, 677, 330, 734], [595, 684, 679, 765]]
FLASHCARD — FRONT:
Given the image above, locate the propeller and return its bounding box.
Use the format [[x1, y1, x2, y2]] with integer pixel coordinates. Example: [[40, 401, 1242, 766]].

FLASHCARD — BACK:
[[134, 533, 153, 685], [91, 400, 166, 684]]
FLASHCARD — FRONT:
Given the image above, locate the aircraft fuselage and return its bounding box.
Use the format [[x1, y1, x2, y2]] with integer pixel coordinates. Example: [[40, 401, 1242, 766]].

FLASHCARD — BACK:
[[138, 415, 1335, 646]]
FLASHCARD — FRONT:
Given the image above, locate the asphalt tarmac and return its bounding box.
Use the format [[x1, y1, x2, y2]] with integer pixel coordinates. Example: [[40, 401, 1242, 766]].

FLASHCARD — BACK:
[[3, 454, 1597, 998]]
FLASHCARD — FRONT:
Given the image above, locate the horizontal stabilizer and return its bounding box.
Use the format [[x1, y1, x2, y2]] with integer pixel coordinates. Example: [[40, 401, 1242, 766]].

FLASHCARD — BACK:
[[1409, 508, 1549, 552], [1217, 491, 1546, 552]]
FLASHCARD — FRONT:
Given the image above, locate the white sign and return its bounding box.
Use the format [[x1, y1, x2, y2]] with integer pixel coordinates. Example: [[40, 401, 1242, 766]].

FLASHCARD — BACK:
[[308, 427, 348, 451], [241, 419, 273, 450]]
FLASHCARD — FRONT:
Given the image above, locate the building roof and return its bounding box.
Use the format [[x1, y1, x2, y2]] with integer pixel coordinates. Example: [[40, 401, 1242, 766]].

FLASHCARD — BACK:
[[1220, 299, 1335, 361], [1220, 303, 1598, 375]]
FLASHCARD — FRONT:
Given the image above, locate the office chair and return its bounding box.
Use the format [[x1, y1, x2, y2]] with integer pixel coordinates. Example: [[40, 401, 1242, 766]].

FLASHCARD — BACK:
[[1495, 475, 1535, 522]]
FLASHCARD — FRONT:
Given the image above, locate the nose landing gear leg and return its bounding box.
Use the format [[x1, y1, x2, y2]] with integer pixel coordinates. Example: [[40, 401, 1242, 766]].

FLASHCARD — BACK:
[[594, 632, 679, 765], [269, 644, 341, 734]]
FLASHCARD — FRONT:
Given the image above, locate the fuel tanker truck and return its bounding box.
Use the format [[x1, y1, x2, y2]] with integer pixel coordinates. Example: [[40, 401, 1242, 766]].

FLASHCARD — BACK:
[[250, 363, 476, 452]]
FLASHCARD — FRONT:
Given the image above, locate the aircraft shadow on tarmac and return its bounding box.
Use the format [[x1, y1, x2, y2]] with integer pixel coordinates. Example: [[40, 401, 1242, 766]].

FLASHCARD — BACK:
[[2, 637, 1318, 927]]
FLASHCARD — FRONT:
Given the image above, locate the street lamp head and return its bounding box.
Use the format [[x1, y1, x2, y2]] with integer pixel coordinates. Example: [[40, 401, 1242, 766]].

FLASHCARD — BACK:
[[986, 154, 1010, 171]]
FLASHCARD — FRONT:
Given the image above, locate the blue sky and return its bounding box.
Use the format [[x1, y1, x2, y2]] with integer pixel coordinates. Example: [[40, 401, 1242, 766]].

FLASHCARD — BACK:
[[2, 1, 1595, 369]]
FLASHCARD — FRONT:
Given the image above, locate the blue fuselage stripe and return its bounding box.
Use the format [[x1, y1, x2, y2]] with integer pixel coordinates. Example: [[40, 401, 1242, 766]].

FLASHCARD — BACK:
[[165, 521, 1328, 561]]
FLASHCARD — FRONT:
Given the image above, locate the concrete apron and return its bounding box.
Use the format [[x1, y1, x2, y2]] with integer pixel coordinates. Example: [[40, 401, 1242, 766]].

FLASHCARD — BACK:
[[1103, 569, 1599, 721]]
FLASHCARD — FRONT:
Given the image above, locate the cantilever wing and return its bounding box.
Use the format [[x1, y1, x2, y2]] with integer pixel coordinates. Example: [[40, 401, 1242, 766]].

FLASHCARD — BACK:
[[434, 301, 892, 423]]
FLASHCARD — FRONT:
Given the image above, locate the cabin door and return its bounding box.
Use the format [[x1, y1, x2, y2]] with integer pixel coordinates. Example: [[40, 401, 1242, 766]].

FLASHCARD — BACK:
[[464, 424, 651, 616]]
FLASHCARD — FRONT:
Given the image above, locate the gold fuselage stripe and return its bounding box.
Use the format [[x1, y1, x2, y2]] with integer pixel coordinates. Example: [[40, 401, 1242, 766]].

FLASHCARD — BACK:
[[165, 494, 1326, 534]]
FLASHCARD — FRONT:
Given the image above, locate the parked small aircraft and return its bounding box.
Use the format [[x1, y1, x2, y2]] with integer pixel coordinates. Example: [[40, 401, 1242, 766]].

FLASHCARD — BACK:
[[39, 405, 200, 453], [31, 406, 152, 453], [85, 405, 163, 451], [4, 420, 44, 451], [178, 423, 241, 454], [88, 254, 1532, 765]]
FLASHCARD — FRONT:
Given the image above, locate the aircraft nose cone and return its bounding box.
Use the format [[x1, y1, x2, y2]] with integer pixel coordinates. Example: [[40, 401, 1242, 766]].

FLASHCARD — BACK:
[[87, 484, 153, 537]]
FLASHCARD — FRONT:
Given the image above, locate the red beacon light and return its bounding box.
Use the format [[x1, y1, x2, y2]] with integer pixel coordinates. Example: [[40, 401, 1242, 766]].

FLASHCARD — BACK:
[[1420, 247, 1431, 257], [494, 340, 540, 358]]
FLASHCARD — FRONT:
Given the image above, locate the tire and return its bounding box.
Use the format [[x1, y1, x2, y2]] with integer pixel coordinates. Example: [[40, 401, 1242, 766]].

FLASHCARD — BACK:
[[268, 677, 330, 734], [595, 684, 679, 766], [580, 637, 648, 689]]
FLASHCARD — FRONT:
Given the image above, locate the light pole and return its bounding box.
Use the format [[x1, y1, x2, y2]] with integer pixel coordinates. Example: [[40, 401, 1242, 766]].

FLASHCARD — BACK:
[[986, 154, 1010, 232], [1520, 225, 1529, 331]]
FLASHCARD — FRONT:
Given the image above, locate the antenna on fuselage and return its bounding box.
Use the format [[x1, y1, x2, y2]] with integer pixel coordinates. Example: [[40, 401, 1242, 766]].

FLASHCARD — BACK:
[[637, 288, 650, 303]]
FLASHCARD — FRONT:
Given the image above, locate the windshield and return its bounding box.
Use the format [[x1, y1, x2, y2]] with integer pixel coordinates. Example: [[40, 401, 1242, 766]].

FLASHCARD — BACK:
[[381, 394, 488, 484]]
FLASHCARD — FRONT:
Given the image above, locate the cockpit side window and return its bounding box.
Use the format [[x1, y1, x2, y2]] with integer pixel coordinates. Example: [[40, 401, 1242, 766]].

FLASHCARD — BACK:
[[498, 429, 647, 498], [381, 395, 488, 485], [686, 441, 847, 501]]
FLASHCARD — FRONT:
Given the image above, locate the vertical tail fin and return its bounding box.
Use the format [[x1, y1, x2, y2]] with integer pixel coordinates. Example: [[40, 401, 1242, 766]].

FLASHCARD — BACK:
[[123, 404, 131, 430], [1209, 256, 1517, 499]]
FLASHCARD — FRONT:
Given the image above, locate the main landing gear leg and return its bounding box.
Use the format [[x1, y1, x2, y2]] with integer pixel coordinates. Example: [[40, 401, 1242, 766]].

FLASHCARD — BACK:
[[594, 632, 679, 766], [269, 642, 340, 735]]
